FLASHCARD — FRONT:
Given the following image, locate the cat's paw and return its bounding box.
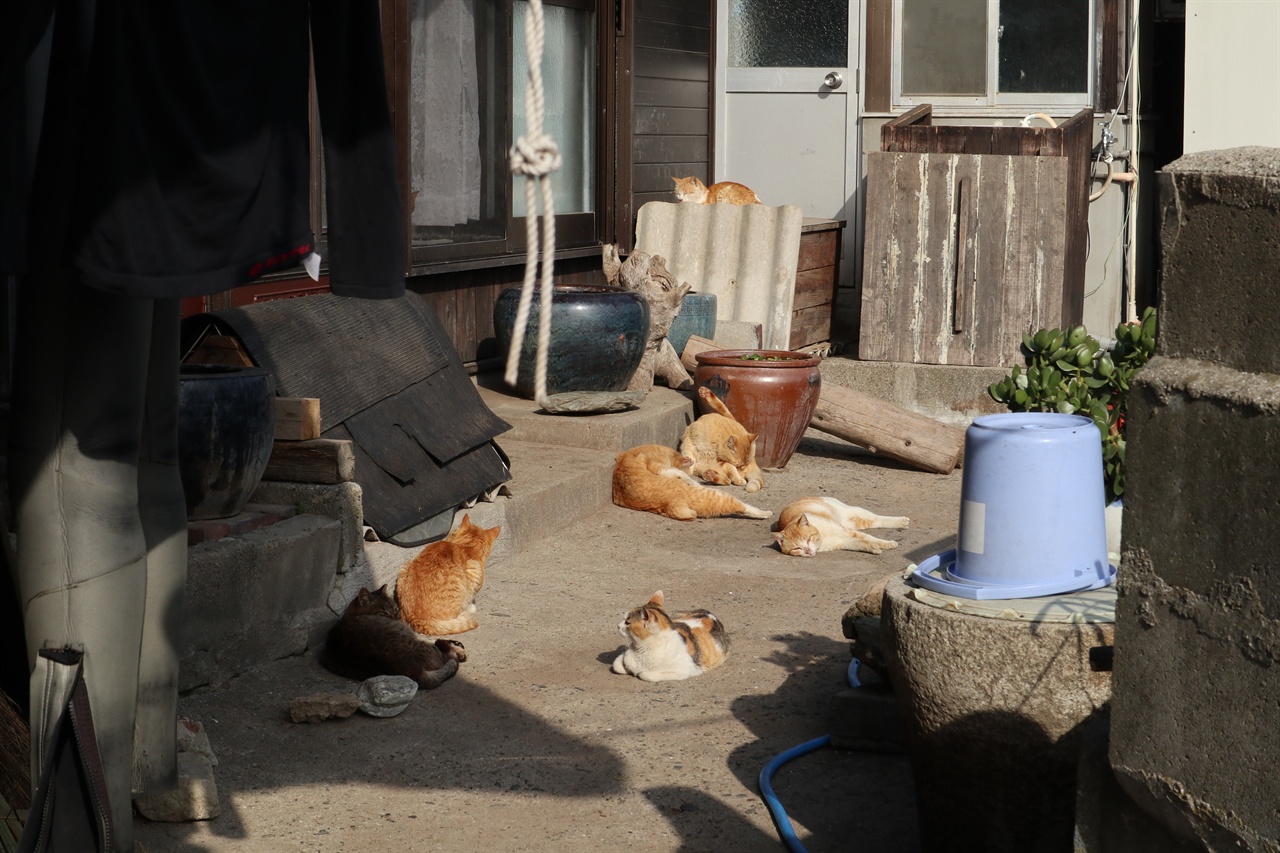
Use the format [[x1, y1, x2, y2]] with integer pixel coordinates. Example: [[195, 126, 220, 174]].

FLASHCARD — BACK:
[[745, 478, 763, 494], [611, 654, 628, 675], [437, 639, 467, 662]]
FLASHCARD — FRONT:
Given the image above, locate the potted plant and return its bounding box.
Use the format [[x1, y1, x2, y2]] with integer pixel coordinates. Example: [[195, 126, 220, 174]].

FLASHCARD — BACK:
[[988, 306, 1157, 516]]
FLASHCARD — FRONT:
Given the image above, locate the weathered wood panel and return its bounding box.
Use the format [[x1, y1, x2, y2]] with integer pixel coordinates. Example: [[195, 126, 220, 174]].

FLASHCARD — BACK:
[[859, 151, 1068, 367], [634, 77, 708, 108], [636, 0, 710, 27], [789, 304, 832, 351], [634, 47, 709, 82], [634, 18, 710, 53], [634, 106, 708, 136], [797, 229, 838, 272], [792, 267, 837, 311], [634, 135, 708, 165]]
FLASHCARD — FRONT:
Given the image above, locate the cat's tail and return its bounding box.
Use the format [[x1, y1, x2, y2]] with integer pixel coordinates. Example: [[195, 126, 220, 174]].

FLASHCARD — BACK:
[[415, 657, 460, 690], [406, 613, 479, 636]]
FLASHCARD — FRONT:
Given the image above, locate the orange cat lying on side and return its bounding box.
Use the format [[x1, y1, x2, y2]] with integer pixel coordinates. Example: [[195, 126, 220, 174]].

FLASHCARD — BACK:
[[612, 444, 770, 521], [672, 176, 762, 205], [771, 497, 909, 556]]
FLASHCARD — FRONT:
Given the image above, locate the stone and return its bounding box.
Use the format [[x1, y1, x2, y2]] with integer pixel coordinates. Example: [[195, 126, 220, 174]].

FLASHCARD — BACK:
[[881, 575, 1113, 853], [357, 675, 418, 717], [841, 570, 900, 635], [176, 716, 218, 766], [133, 753, 220, 822], [289, 691, 360, 723]]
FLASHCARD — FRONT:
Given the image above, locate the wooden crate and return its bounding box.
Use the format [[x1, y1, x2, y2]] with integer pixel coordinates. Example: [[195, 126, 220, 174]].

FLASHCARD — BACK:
[[789, 218, 844, 350], [859, 105, 1092, 367]]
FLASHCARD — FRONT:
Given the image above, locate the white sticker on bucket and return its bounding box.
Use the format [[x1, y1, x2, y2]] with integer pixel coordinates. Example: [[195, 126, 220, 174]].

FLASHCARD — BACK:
[[960, 500, 985, 554]]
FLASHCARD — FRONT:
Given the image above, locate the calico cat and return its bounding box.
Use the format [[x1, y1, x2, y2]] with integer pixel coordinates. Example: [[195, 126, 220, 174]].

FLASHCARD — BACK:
[[771, 496, 910, 557], [680, 386, 764, 493], [395, 514, 501, 635], [611, 590, 728, 682], [672, 176, 762, 205], [320, 585, 467, 689], [612, 444, 770, 521]]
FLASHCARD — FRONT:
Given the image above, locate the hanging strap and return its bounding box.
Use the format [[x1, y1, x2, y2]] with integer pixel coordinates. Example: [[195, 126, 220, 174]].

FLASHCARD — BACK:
[[505, 0, 560, 409]]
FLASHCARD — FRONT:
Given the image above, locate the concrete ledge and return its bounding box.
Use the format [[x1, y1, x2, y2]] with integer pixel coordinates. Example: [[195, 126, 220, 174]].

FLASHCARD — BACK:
[[476, 378, 695, 450], [818, 356, 1007, 428], [250, 480, 364, 571], [453, 439, 617, 564], [182, 513, 342, 691]]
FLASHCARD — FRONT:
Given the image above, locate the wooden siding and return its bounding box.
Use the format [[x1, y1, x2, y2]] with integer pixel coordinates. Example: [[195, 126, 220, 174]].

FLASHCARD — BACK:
[[630, 0, 713, 217], [858, 152, 1068, 366]]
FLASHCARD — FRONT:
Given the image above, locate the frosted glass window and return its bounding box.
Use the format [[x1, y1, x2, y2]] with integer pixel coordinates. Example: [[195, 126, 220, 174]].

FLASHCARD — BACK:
[[901, 0, 986, 96], [728, 0, 847, 68], [513, 1, 595, 216]]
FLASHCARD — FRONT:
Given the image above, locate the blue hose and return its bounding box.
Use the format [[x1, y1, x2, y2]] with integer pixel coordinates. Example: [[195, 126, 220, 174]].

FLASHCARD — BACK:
[[758, 659, 860, 851], [758, 734, 832, 853]]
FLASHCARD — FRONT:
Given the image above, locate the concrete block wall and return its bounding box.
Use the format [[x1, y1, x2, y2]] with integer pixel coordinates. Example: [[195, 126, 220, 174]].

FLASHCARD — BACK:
[[1107, 147, 1280, 849]]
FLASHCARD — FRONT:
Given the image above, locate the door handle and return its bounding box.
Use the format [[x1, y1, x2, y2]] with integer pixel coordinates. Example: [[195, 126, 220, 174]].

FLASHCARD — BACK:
[[823, 72, 843, 90]]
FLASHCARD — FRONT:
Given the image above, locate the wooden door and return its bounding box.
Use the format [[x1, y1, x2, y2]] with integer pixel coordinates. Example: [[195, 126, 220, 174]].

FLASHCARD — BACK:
[[858, 151, 1069, 366]]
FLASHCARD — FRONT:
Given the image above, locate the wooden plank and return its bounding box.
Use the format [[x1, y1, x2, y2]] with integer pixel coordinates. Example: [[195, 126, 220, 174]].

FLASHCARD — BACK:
[[632, 162, 707, 195], [262, 438, 356, 484], [917, 152, 958, 364], [633, 106, 708, 136], [185, 334, 253, 367], [797, 229, 838, 271], [810, 382, 965, 474], [633, 134, 707, 165], [792, 267, 836, 311], [858, 152, 900, 361], [788, 303, 832, 350], [274, 397, 320, 441], [972, 154, 1013, 366], [864, 0, 893, 113], [633, 77, 710, 108], [634, 18, 709, 53], [635, 0, 710, 28], [633, 47, 709, 82]]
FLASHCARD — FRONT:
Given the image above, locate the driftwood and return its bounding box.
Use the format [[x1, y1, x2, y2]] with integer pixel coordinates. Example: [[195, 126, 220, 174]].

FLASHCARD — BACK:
[[603, 245, 694, 392]]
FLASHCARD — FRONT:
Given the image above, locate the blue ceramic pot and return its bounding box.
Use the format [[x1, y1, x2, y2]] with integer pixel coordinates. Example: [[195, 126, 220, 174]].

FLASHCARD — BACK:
[[493, 285, 650, 397], [178, 364, 277, 520], [666, 291, 717, 359]]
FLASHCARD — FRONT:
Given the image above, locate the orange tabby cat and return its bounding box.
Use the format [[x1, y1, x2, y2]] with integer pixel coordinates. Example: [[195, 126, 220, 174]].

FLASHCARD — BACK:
[[771, 497, 910, 557], [612, 444, 770, 521], [680, 386, 764, 493], [672, 176, 762, 205], [395, 514, 501, 635], [611, 590, 728, 682]]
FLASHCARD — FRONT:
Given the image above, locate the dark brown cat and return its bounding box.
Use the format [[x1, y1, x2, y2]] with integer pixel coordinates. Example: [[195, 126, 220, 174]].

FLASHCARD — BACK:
[[320, 585, 467, 689]]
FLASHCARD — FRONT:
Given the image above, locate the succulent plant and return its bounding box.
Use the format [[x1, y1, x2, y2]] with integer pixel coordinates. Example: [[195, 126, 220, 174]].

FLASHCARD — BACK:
[[988, 306, 1157, 506]]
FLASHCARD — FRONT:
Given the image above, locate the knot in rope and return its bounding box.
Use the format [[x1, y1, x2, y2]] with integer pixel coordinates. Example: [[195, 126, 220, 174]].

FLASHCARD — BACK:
[[509, 134, 561, 177]]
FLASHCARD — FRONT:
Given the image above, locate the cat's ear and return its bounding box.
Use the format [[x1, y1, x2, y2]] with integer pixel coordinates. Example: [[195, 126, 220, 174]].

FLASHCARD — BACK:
[[648, 590, 665, 607], [747, 433, 759, 444], [797, 513, 811, 526], [672, 176, 681, 186], [457, 513, 473, 528], [771, 532, 785, 546]]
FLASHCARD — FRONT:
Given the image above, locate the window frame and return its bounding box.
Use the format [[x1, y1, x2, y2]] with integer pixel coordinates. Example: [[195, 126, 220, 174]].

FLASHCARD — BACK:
[[891, 0, 1097, 111], [376, 0, 608, 277]]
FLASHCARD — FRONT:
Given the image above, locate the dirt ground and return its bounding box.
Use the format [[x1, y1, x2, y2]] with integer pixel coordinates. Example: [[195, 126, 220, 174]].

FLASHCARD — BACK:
[[135, 430, 963, 853]]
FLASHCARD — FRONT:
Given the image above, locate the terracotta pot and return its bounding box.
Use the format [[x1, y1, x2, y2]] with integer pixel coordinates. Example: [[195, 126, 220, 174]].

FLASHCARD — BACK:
[[693, 349, 822, 469], [493, 285, 650, 398]]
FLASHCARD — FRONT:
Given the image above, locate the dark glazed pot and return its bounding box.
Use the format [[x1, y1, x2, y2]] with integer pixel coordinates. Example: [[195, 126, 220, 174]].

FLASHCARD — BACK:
[[666, 291, 717, 360], [178, 364, 277, 520], [693, 349, 822, 469], [493, 285, 650, 398]]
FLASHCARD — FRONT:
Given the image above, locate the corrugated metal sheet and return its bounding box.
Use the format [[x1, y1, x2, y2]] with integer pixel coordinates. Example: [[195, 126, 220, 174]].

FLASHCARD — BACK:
[[635, 201, 805, 350]]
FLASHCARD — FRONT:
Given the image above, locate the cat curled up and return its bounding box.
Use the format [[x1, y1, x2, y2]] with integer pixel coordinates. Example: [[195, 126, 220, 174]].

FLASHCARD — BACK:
[[612, 444, 770, 520], [681, 385, 764, 493], [672, 176, 762, 205], [772, 496, 910, 556], [611, 591, 728, 682], [396, 514, 501, 635], [320, 585, 467, 689]]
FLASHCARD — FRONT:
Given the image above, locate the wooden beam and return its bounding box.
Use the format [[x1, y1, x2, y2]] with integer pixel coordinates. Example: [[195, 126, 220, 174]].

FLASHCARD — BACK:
[[810, 382, 965, 474], [274, 397, 321, 441], [262, 438, 356, 484]]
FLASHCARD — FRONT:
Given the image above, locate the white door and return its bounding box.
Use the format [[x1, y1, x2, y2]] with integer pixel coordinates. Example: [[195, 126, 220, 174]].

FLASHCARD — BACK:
[[715, 1, 863, 310]]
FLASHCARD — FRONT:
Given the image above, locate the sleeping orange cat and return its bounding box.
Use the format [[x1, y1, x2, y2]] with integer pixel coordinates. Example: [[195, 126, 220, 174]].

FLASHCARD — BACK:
[[672, 176, 762, 205], [612, 444, 770, 521]]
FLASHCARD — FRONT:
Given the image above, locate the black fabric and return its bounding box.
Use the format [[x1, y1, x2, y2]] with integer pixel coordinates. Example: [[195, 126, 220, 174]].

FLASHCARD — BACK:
[[1, 0, 404, 299], [185, 295, 452, 432], [187, 295, 512, 542]]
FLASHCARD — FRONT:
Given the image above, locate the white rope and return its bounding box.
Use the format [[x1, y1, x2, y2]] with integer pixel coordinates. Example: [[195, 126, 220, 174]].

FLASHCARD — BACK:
[[504, 0, 560, 408]]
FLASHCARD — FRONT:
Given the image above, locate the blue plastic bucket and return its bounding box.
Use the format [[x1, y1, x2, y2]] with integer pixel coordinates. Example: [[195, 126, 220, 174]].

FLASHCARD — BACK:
[[911, 412, 1115, 600]]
